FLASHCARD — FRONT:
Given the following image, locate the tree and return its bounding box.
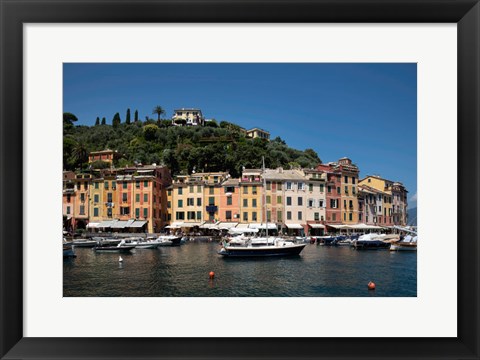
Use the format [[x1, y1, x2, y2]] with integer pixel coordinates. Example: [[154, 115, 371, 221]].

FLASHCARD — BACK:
[[134, 110, 139, 122], [72, 140, 89, 171], [143, 124, 159, 141], [95, 117, 100, 126], [152, 105, 165, 121], [63, 112, 78, 126], [101, 117, 106, 125], [126, 108, 131, 124], [112, 112, 121, 127]]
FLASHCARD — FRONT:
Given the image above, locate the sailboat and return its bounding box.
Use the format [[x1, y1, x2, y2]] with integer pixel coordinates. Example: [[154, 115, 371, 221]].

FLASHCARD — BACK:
[[218, 158, 307, 257]]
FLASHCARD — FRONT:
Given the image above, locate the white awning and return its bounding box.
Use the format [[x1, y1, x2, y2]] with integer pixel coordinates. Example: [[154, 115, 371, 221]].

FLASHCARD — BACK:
[[217, 222, 238, 229], [235, 223, 249, 229], [86, 222, 100, 228], [129, 220, 147, 228], [199, 223, 218, 229], [98, 221, 115, 228], [182, 222, 203, 228], [110, 220, 130, 229], [249, 223, 277, 230], [285, 223, 303, 229], [326, 224, 349, 229], [309, 224, 325, 228], [348, 224, 383, 230], [166, 222, 184, 229]]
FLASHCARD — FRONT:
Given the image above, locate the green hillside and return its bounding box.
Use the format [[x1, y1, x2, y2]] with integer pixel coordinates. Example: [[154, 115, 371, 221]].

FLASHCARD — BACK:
[[63, 114, 322, 177]]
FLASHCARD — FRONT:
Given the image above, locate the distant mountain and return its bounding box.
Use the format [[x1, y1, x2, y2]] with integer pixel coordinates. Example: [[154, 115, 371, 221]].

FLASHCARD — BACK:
[[407, 207, 417, 226]]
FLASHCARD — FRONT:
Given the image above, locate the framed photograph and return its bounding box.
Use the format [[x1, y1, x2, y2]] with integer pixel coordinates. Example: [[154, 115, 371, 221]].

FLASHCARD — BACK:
[[1, 0, 479, 359]]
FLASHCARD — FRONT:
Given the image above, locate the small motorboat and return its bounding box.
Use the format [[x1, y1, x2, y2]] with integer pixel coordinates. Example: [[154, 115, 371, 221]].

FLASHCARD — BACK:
[[94, 240, 135, 252], [390, 235, 418, 251], [156, 235, 183, 246]]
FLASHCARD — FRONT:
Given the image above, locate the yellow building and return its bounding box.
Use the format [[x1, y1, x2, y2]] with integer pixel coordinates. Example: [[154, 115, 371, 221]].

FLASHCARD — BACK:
[[246, 128, 270, 141], [359, 175, 408, 226], [336, 158, 360, 224], [239, 169, 263, 223]]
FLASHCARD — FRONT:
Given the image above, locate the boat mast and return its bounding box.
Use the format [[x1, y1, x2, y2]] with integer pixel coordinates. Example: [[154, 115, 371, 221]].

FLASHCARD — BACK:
[[262, 156, 268, 238]]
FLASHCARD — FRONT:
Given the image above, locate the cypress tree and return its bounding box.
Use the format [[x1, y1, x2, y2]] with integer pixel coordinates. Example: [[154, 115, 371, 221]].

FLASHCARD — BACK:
[[95, 117, 100, 126], [101, 117, 106, 125], [126, 108, 131, 124], [112, 112, 121, 127], [134, 110, 139, 122]]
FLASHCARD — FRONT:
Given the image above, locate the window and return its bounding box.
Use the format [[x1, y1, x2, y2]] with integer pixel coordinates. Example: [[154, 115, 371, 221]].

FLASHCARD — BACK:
[[190, 185, 194, 193], [94, 194, 99, 203], [209, 197, 215, 205], [243, 212, 248, 221], [122, 193, 127, 202], [243, 199, 248, 207], [349, 213, 353, 221], [319, 200, 324, 208], [197, 198, 202, 206], [349, 200, 353, 208], [122, 181, 127, 189], [277, 196, 282, 204], [209, 186, 214, 195], [226, 210, 232, 220], [153, 209, 156, 218], [227, 197, 232, 205], [308, 199, 314, 207], [153, 195, 156, 203], [178, 199, 183, 208], [277, 182, 282, 190], [352, 187, 356, 195], [243, 186, 248, 194], [136, 181, 140, 189], [298, 211, 302, 220], [196, 211, 202, 220], [136, 194, 140, 202], [252, 199, 257, 208], [176, 212, 185, 220], [252, 212, 257, 221], [337, 187, 341, 194], [344, 200, 347, 208], [359, 213, 363, 221], [84, 183, 88, 190], [286, 197, 292, 206], [352, 177, 356, 184], [80, 193, 85, 202], [135, 208, 140, 218], [104, 181, 109, 190], [178, 187, 183, 195], [106, 208, 112, 218], [332, 213, 336, 221], [344, 213, 346, 221], [93, 207, 98, 217], [327, 185, 331, 193], [266, 195, 271, 204], [167, 201, 171, 208], [252, 186, 257, 194], [267, 211, 271, 222], [287, 211, 292, 220], [187, 211, 196, 220], [314, 212, 319, 221], [298, 182, 305, 190], [266, 181, 271, 190], [286, 182, 292, 190], [187, 198, 194, 206], [308, 183, 313, 192], [345, 186, 348, 194], [66, 206, 71, 214], [330, 199, 337, 209], [277, 211, 282, 221], [143, 208, 148, 218], [197, 185, 202, 193], [344, 176, 348, 184], [167, 189, 171, 196], [107, 193, 113, 203], [121, 207, 130, 215]]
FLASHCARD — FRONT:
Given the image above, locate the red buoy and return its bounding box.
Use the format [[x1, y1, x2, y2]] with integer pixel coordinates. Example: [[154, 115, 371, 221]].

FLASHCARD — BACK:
[[209, 271, 215, 279], [368, 281, 376, 290]]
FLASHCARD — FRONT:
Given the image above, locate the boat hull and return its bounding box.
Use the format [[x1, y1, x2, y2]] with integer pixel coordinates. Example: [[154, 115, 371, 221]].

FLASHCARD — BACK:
[[94, 246, 135, 252], [218, 243, 306, 257], [390, 243, 417, 251], [353, 240, 390, 250]]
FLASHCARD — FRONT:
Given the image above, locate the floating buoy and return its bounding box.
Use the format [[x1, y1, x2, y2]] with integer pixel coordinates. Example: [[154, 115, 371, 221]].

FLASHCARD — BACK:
[[119, 256, 123, 262], [209, 271, 215, 279], [368, 281, 376, 290]]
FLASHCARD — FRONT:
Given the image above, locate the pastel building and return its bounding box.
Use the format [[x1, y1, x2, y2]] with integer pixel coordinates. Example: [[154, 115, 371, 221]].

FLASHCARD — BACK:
[[239, 169, 263, 224], [219, 178, 241, 222], [62, 171, 92, 232], [172, 108, 204, 126], [303, 169, 327, 236], [359, 175, 408, 226], [317, 164, 342, 229], [88, 149, 120, 165], [281, 169, 308, 235], [246, 128, 270, 141], [89, 165, 171, 233]]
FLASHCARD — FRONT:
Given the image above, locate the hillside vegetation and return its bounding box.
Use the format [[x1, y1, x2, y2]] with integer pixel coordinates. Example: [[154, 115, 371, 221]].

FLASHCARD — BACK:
[[63, 114, 322, 178]]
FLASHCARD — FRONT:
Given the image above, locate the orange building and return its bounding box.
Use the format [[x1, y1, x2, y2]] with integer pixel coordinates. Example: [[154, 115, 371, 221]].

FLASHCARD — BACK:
[[218, 178, 240, 222], [88, 149, 120, 165]]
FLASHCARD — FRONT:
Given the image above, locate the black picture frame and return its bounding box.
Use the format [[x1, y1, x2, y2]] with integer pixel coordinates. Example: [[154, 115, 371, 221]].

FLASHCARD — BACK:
[[1, 1, 479, 359]]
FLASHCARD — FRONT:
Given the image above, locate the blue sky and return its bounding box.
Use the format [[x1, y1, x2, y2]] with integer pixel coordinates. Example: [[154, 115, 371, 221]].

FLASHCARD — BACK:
[[64, 63, 417, 208]]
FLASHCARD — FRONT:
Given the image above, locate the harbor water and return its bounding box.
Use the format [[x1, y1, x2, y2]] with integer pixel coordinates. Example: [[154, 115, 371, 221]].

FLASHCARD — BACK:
[[63, 242, 417, 297]]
